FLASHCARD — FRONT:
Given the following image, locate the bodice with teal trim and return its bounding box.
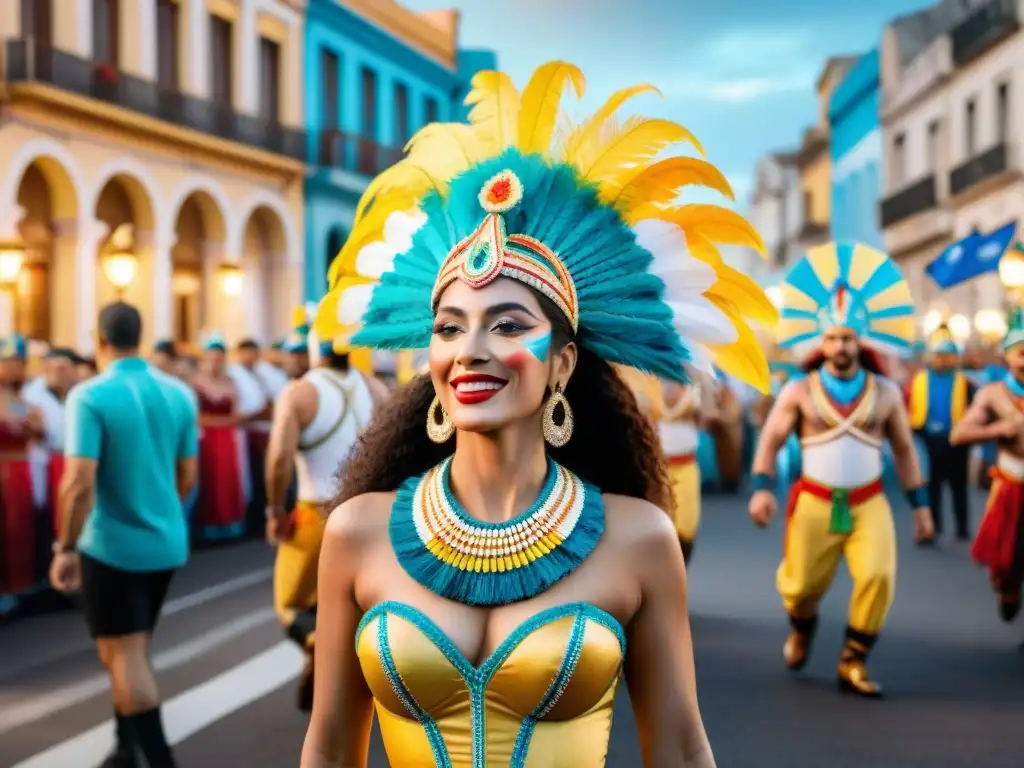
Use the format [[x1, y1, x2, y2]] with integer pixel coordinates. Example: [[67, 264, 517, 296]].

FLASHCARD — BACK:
[[356, 601, 626, 767]]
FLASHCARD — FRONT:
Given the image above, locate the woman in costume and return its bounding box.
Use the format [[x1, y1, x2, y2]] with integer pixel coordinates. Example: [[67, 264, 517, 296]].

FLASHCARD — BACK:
[[301, 62, 774, 767], [191, 332, 248, 542]]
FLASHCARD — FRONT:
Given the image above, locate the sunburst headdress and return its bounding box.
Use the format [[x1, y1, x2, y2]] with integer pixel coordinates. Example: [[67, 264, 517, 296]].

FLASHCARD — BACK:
[[315, 61, 777, 391], [776, 241, 916, 353]]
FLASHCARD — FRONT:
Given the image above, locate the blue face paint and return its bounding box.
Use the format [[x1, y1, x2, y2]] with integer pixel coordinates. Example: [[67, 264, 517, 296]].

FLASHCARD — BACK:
[[521, 331, 551, 363]]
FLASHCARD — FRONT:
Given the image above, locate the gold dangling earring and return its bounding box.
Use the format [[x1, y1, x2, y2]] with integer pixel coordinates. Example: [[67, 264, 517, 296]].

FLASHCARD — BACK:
[[426, 395, 455, 444], [542, 383, 574, 447]]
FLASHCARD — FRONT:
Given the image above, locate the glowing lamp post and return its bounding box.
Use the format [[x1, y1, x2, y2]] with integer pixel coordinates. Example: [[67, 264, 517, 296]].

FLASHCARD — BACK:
[[101, 224, 139, 297], [217, 263, 244, 297], [974, 308, 1008, 344], [947, 313, 971, 344], [998, 244, 1024, 305], [0, 240, 25, 290]]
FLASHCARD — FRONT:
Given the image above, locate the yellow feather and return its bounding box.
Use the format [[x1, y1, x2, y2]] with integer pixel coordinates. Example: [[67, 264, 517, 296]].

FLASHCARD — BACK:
[[705, 295, 771, 393], [574, 119, 698, 183], [291, 306, 308, 328], [464, 71, 521, 152], [405, 123, 488, 169], [681, 229, 724, 268], [706, 265, 779, 326], [354, 161, 449, 221], [561, 83, 661, 161], [602, 157, 735, 222], [327, 192, 417, 287], [656, 205, 767, 256], [516, 61, 585, 157]]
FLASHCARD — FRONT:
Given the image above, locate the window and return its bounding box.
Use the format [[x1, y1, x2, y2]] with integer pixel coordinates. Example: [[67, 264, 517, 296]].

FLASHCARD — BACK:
[[20, 0, 52, 44], [997, 82, 1010, 143], [92, 0, 120, 66], [926, 119, 940, 173], [320, 49, 339, 129], [209, 15, 233, 107], [394, 83, 410, 146], [156, 0, 180, 89], [965, 97, 976, 156], [425, 96, 439, 125], [891, 133, 906, 187], [258, 37, 280, 121], [358, 67, 379, 174]]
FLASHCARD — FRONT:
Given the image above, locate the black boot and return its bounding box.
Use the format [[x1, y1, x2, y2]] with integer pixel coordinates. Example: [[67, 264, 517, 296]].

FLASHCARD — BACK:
[[129, 707, 177, 768], [783, 614, 817, 671], [99, 711, 138, 767], [837, 626, 882, 698]]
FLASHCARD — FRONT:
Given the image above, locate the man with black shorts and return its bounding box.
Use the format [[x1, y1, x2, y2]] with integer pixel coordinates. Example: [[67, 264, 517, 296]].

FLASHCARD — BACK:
[[49, 302, 198, 768]]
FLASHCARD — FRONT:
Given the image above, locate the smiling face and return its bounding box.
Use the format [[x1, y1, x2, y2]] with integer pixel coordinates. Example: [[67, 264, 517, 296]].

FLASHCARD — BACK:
[[429, 277, 577, 435]]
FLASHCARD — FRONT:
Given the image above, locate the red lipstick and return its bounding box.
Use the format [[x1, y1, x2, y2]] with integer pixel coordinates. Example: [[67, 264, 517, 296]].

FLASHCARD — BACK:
[[450, 373, 508, 405]]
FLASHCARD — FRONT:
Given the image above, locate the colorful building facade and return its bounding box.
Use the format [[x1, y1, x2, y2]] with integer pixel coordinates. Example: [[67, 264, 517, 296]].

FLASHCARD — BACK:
[[829, 49, 884, 249], [0, 0, 308, 350], [302, 0, 496, 300]]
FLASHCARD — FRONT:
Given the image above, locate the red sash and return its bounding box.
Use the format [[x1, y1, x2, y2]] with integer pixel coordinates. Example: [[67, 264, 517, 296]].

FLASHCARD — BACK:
[[972, 468, 1024, 578], [0, 456, 36, 595]]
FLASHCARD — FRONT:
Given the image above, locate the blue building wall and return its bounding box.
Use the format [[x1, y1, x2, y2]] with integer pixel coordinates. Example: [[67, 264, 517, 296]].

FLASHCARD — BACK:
[[302, 0, 495, 300], [828, 49, 883, 250]]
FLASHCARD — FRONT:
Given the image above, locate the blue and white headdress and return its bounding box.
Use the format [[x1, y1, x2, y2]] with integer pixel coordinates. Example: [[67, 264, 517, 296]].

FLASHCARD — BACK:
[[200, 331, 227, 352], [1004, 308, 1024, 351], [776, 241, 916, 353], [313, 61, 778, 392], [927, 324, 960, 355], [0, 334, 27, 360]]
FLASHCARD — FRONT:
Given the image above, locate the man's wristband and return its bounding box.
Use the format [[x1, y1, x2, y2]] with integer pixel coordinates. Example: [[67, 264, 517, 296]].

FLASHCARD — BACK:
[[905, 486, 927, 509], [52, 540, 76, 555], [751, 473, 774, 492]]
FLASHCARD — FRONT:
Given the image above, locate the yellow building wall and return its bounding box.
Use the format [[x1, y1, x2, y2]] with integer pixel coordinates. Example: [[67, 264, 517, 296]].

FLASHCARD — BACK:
[[801, 152, 831, 226]]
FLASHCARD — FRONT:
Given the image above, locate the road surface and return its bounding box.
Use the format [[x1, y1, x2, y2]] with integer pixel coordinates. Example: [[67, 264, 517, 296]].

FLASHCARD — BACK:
[[1, 489, 1022, 767]]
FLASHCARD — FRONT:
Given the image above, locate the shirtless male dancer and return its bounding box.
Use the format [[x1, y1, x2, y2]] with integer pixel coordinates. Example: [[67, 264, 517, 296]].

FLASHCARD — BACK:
[[265, 337, 387, 710], [749, 242, 932, 698], [950, 308, 1024, 626]]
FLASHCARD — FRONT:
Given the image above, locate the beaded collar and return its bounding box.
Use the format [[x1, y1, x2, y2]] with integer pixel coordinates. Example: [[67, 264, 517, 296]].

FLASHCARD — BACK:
[[389, 456, 605, 606]]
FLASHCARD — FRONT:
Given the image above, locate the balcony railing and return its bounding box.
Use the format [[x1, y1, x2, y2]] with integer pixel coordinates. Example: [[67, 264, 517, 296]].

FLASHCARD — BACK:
[[879, 175, 937, 228], [2, 39, 306, 162], [949, 143, 1009, 196], [951, 0, 1019, 66], [317, 129, 404, 177]]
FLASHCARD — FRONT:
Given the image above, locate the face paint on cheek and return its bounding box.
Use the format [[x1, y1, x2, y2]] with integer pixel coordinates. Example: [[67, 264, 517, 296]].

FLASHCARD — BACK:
[[521, 331, 552, 363]]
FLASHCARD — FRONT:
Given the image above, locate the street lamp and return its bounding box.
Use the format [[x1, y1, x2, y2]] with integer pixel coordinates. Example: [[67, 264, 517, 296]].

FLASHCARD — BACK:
[[922, 308, 944, 336], [974, 308, 1008, 342], [217, 263, 244, 297], [947, 313, 971, 343], [101, 224, 138, 297], [998, 243, 1024, 303], [0, 239, 25, 290]]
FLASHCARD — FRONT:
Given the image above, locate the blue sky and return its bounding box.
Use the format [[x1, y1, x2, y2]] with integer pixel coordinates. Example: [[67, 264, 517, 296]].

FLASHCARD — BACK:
[[402, 0, 931, 211]]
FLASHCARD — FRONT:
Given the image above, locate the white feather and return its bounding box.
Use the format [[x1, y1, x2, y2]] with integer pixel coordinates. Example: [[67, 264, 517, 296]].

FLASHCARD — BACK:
[[684, 344, 717, 377], [668, 296, 739, 345], [383, 210, 428, 253], [633, 218, 717, 297], [355, 241, 396, 278], [336, 283, 375, 325]]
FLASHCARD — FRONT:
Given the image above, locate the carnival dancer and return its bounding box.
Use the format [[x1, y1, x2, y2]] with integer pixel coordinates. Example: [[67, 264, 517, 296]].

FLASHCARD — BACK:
[[50, 302, 197, 768], [191, 332, 247, 542], [661, 379, 718, 563], [907, 324, 975, 541], [21, 348, 77, 537], [283, 308, 313, 380], [265, 337, 387, 711], [749, 242, 932, 698], [950, 308, 1024, 624], [228, 339, 276, 535], [151, 340, 178, 375], [300, 61, 776, 767]]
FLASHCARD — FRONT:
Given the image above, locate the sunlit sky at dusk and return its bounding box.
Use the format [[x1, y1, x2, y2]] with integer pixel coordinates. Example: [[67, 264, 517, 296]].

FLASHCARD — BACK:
[[403, 0, 932, 212]]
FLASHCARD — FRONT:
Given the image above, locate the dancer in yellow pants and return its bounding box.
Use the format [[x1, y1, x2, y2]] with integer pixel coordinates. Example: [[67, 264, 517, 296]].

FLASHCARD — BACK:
[[265, 331, 385, 710], [661, 381, 714, 563], [749, 241, 931, 698]]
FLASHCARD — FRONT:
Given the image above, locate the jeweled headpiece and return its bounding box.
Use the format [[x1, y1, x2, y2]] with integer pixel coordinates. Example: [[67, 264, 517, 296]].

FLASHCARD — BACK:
[[315, 62, 778, 391], [776, 241, 916, 352], [200, 331, 226, 352]]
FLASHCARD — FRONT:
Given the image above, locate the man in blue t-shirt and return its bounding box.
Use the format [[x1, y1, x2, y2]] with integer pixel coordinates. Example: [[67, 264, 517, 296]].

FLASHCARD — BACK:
[[49, 302, 198, 768]]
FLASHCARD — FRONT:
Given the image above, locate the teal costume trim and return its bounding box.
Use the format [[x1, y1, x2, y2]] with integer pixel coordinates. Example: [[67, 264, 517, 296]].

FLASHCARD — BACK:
[[351, 150, 692, 383], [357, 601, 626, 768], [199, 331, 227, 352], [1005, 307, 1024, 351], [389, 457, 605, 606], [818, 368, 866, 407], [1005, 372, 1024, 398], [0, 333, 27, 360]]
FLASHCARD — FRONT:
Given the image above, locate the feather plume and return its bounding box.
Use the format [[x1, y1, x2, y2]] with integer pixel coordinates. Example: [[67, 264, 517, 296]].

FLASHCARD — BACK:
[[560, 83, 661, 161], [405, 123, 489, 170], [680, 229, 724, 267], [705, 264, 779, 326], [517, 62, 585, 157], [330, 192, 418, 285], [573, 118, 696, 183], [354, 161, 450, 221], [601, 157, 735, 221], [654, 204, 767, 256], [704, 294, 771, 393], [464, 71, 522, 152]]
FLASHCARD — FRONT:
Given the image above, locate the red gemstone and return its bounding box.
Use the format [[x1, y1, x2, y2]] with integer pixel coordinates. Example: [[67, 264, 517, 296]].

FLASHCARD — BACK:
[[489, 178, 511, 202]]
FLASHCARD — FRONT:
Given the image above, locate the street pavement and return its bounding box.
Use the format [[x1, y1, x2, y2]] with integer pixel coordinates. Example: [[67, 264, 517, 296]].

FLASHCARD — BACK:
[[1, 488, 1023, 767]]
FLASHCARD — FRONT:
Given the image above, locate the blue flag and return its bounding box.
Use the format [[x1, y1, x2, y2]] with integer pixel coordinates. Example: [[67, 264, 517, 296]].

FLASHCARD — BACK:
[[927, 222, 1016, 289]]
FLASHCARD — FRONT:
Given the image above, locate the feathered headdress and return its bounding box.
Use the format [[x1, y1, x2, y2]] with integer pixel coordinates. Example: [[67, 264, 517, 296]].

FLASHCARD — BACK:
[[927, 324, 959, 355], [776, 241, 916, 353], [284, 304, 316, 353], [314, 61, 777, 391], [1005, 307, 1024, 351], [0, 334, 27, 360], [200, 331, 227, 352]]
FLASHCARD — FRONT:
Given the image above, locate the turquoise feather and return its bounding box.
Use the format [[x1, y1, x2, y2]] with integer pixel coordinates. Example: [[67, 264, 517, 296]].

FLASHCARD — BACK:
[[351, 149, 692, 382]]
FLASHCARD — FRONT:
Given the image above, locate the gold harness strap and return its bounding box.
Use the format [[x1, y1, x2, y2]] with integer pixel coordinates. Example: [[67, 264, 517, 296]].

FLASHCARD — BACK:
[[664, 384, 700, 422], [298, 372, 370, 453], [801, 372, 883, 450]]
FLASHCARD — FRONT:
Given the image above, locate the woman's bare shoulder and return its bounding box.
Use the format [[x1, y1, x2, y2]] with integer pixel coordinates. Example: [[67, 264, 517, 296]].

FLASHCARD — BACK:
[[324, 492, 396, 555], [600, 493, 679, 557]]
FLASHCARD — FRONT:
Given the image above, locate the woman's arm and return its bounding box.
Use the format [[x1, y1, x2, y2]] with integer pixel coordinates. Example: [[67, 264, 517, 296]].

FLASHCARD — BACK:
[[300, 501, 375, 768], [625, 504, 715, 768]]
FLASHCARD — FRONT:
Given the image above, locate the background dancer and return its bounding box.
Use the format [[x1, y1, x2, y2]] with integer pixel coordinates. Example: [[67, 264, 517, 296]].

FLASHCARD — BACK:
[[49, 301, 198, 768], [749, 242, 931, 698], [264, 336, 386, 711], [950, 308, 1024, 626], [907, 324, 976, 542]]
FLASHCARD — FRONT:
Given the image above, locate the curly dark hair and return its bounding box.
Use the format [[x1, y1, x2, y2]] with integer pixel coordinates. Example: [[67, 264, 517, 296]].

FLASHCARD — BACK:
[[334, 289, 674, 514]]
